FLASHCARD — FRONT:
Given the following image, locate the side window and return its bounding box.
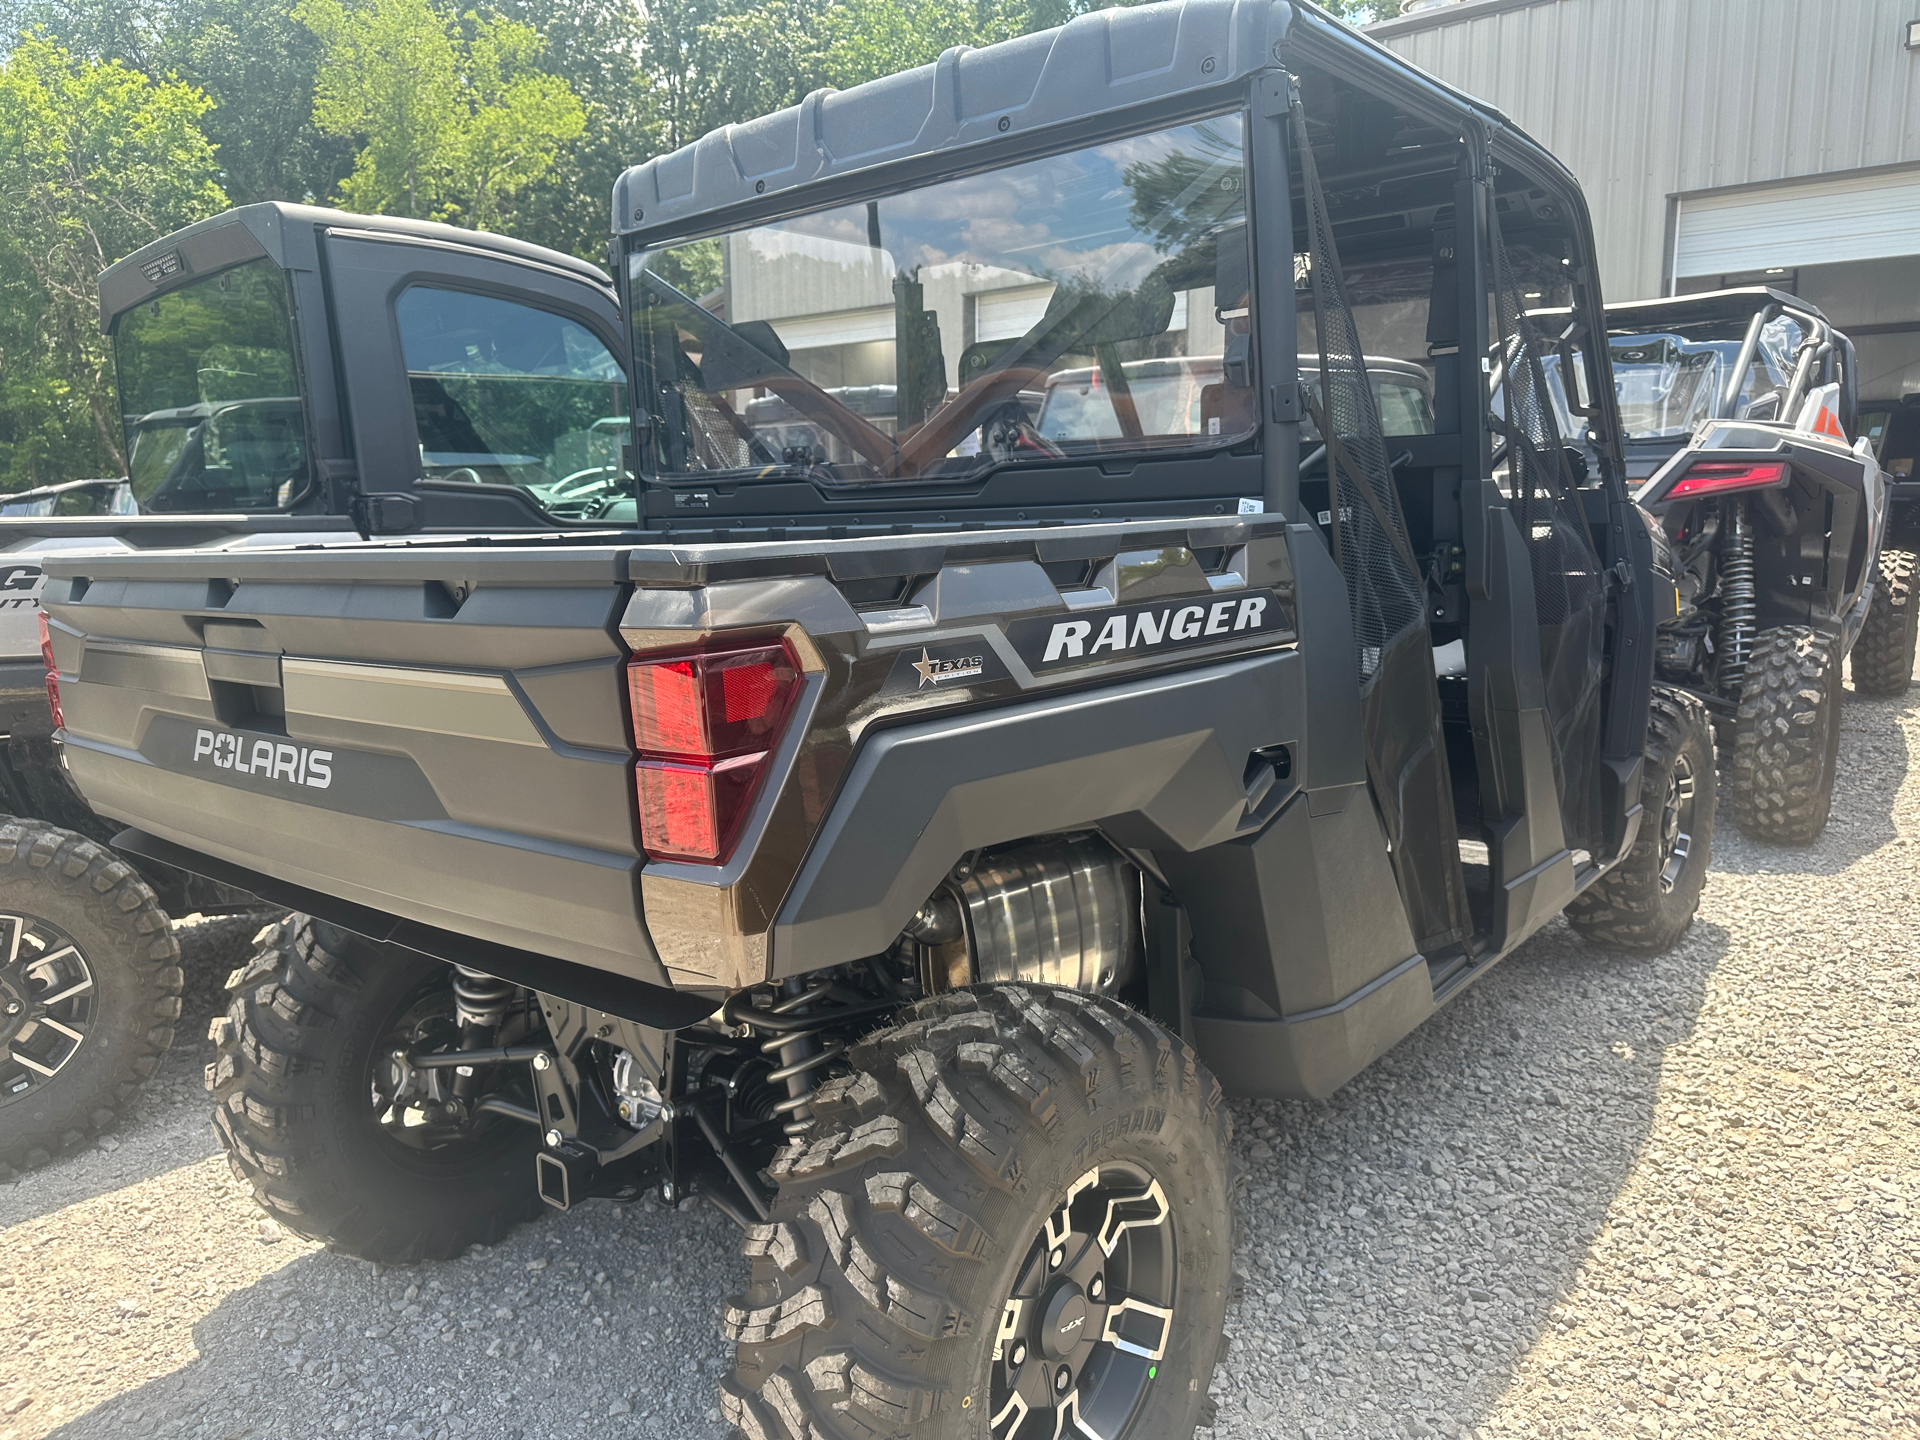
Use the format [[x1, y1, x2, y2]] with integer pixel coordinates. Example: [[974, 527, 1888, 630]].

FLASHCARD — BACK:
[[1294, 259, 1441, 440], [112, 258, 309, 513], [395, 288, 629, 518]]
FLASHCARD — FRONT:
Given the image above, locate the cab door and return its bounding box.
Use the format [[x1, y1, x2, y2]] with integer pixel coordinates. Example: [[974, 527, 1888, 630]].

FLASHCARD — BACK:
[[320, 230, 628, 531]]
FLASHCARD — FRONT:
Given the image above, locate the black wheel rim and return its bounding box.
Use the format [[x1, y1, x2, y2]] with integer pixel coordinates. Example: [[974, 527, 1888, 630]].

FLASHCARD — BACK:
[[989, 1163, 1176, 1438], [0, 913, 95, 1110], [1658, 753, 1696, 895]]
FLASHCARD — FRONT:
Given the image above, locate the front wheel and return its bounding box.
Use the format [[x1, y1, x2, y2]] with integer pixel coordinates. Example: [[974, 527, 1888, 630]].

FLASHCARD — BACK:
[[720, 984, 1234, 1440], [1730, 626, 1843, 844], [208, 915, 545, 1262], [1565, 687, 1715, 954], [1850, 547, 1919, 696], [0, 822, 182, 1173]]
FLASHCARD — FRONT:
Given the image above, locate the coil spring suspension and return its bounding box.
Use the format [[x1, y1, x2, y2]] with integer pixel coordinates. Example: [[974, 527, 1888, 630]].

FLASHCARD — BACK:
[[723, 980, 893, 1138], [1718, 499, 1757, 696], [451, 966, 519, 1031]]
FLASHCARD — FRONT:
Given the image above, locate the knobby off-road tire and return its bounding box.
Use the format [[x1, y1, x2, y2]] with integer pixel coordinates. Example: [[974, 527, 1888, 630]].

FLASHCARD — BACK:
[[720, 983, 1235, 1440], [1565, 687, 1715, 954], [1730, 626, 1843, 845], [208, 914, 544, 1263], [1850, 547, 1919, 696], [0, 821, 181, 1174]]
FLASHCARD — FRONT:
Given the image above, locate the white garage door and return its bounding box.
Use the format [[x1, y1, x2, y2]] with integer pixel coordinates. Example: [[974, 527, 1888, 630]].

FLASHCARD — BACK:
[[974, 283, 1191, 343], [768, 306, 895, 352], [975, 284, 1056, 343], [1675, 167, 1920, 279]]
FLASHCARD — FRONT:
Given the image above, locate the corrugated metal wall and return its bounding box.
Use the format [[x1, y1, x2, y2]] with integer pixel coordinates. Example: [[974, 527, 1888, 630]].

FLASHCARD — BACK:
[[1374, 0, 1920, 301]]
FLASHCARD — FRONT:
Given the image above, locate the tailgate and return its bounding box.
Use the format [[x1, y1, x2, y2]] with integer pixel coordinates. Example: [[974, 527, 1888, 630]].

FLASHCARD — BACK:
[[39, 543, 659, 985], [0, 515, 357, 664]]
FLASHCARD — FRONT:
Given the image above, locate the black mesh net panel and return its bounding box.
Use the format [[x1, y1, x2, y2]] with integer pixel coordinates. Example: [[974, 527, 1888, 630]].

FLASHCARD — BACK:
[[1289, 89, 1469, 955], [1489, 215, 1608, 853], [1292, 132, 1426, 687], [678, 384, 760, 471]]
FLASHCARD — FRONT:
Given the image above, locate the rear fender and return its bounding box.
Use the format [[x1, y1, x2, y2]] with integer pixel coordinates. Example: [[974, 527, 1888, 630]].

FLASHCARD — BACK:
[[1641, 431, 1881, 631]]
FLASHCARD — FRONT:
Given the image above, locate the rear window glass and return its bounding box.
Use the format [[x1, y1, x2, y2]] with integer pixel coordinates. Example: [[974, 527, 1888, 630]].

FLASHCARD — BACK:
[[112, 258, 309, 512]]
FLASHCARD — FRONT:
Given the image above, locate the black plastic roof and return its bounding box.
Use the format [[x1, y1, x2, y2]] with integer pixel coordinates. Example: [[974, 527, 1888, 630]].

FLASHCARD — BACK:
[[614, 0, 1299, 242], [611, 0, 1548, 247], [99, 202, 609, 331]]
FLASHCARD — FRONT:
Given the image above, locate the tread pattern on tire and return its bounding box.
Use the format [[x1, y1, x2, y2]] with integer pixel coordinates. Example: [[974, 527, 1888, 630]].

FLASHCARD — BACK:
[[207, 914, 544, 1262], [1730, 626, 1842, 844], [721, 983, 1233, 1440], [0, 820, 180, 1174], [1850, 546, 1918, 696], [1565, 687, 1715, 954]]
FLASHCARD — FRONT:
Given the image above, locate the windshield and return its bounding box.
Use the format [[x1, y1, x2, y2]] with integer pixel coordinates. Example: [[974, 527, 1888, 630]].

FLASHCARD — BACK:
[[629, 114, 1253, 485], [112, 258, 309, 511], [1607, 313, 1804, 440]]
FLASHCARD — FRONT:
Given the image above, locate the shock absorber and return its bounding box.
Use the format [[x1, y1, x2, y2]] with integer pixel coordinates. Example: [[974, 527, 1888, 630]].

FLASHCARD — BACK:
[[450, 966, 521, 1101], [722, 981, 864, 1138], [1717, 499, 1757, 696], [763, 979, 846, 1138], [451, 966, 518, 1030]]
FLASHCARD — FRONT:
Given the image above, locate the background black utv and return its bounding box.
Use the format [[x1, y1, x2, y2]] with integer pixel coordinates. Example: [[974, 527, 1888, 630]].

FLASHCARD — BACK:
[[41, 4, 1713, 1437], [0, 203, 635, 1174], [1859, 391, 1920, 696], [1610, 289, 1890, 844]]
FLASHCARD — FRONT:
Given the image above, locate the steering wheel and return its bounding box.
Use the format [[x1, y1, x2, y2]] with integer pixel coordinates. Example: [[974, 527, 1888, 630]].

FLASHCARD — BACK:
[[981, 401, 1066, 463], [438, 467, 484, 485], [553, 465, 618, 497]]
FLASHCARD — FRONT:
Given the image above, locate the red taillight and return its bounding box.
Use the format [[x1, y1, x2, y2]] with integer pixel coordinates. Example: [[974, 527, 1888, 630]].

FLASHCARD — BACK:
[[37, 611, 64, 731], [626, 641, 801, 863], [1666, 460, 1790, 500]]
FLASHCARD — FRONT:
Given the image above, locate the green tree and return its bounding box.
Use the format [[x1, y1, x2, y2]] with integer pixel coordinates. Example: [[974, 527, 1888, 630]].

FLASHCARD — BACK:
[[156, 0, 358, 205], [817, 0, 1031, 89], [491, 0, 659, 258], [1315, 0, 1396, 23], [0, 37, 226, 487], [295, 0, 585, 229], [8, 0, 356, 206]]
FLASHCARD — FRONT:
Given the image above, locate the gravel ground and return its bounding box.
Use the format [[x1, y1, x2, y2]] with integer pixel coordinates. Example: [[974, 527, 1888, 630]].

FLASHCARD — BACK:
[[0, 684, 1914, 1440]]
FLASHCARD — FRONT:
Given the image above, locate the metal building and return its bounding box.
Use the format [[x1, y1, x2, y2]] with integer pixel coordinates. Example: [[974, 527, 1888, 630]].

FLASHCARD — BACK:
[[1371, 0, 1920, 424]]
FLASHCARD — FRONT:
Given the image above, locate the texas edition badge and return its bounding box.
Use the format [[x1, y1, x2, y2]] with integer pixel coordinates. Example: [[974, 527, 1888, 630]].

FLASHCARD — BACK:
[[882, 639, 1012, 695]]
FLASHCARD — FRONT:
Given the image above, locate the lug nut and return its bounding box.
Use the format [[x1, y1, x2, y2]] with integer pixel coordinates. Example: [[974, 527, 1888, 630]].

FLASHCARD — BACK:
[[543, 1128, 563, 1148], [5, 1001, 19, 1016], [1055, 1366, 1071, 1393], [1009, 1341, 1027, 1367], [531, 1052, 551, 1072], [1088, 1275, 1105, 1302], [1050, 1246, 1065, 1270]]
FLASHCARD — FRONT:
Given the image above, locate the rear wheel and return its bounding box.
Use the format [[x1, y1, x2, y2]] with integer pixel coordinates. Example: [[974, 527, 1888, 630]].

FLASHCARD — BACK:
[[1565, 687, 1715, 954], [1850, 546, 1919, 696], [1730, 626, 1843, 844], [0, 821, 181, 1174], [720, 984, 1233, 1440], [208, 914, 545, 1263]]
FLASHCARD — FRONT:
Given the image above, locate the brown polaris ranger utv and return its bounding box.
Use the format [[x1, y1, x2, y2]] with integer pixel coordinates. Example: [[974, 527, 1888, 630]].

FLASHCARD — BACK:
[[40, 3, 1709, 1435]]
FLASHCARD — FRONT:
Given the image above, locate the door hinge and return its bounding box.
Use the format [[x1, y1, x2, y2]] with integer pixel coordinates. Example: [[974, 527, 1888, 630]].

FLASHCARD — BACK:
[[1270, 382, 1304, 425]]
